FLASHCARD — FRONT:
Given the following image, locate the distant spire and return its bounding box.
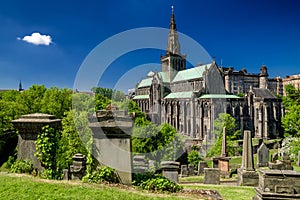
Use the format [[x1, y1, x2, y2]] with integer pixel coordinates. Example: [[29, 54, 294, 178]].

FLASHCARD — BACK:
[[166, 6, 181, 55], [170, 5, 176, 31], [19, 80, 23, 91]]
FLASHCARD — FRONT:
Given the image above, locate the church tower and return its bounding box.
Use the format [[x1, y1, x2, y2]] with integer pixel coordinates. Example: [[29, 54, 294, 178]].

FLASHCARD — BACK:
[[161, 6, 186, 81]]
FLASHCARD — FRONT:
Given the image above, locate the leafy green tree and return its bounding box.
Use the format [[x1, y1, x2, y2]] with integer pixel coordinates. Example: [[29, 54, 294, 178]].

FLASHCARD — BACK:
[[72, 92, 94, 113], [207, 113, 238, 157], [187, 150, 203, 170], [41, 87, 72, 118], [282, 84, 300, 137], [94, 94, 111, 110], [17, 85, 47, 114], [56, 110, 89, 172], [132, 123, 184, 162]]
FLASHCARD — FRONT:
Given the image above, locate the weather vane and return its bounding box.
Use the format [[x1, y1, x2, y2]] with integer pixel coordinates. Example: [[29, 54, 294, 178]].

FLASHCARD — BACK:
[[171, 5, 174, 13]]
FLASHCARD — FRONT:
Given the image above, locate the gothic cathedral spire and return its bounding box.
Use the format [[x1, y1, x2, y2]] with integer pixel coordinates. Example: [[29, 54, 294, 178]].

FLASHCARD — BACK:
[[166, 6, 181, 55]]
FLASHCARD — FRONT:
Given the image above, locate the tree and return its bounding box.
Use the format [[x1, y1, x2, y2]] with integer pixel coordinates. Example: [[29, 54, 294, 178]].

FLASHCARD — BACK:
[[41, 87, 72, 119], [282, 84, 300, 137], [132, 123, 185, 162], [207, 113, 238, 157]]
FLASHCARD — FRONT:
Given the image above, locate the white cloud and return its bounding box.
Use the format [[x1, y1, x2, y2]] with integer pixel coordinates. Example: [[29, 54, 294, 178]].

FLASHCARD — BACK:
[[18, 32, 53, 46]]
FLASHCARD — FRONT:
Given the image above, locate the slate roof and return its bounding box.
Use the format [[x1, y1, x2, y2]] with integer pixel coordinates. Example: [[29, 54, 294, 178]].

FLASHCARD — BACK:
[[252, 88, 277, 99], [133, 95, 150, 99]]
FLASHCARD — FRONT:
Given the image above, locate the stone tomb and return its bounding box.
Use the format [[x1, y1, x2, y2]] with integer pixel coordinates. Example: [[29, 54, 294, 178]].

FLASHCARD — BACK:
[[253, 169, 300, 199], [133, 155, 148, 173], [88, 109, 133, 185], [161, 161, 180, 183], [12, 113, 61, 171]]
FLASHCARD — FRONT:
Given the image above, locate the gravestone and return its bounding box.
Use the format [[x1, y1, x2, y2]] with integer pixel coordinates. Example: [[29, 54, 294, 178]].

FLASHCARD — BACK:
[[297, 151, 300, 166], [198, 161, 208, 175], [188, 164, 195, 176], [161, 161, 180, 183], [237, 130, 258, 186], [180, 165, 188, 177], [204, 168, 220, 185], [70, 153, 86, 180], [11, 113, 61, 171], [88, 108, 133, 185], [63, 169, 69, 180], [212, 158, 219, 168], [253, 169, 300, 199], [281, 152, 293, 170], [133, 155, 148, 173], [257, 143, 269, 167]]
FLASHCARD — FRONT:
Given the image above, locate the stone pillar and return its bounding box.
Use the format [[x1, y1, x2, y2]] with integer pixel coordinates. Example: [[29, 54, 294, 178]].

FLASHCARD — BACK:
[[88, 109, 133, 185], [258, 107, 263, 138], [11, 113, 61, 171], [161, 161, 180, 183], [221, 127, 227, 157], [225, 75, 230, 93], [241, 130, 254, 171], [237, 130, 258, 186]]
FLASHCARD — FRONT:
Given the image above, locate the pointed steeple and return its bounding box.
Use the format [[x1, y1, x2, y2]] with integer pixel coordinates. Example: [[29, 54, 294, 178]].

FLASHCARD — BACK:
[[19, 80, 23, 91], [166, 6, 181, 55], [170, 6, 176, 31]]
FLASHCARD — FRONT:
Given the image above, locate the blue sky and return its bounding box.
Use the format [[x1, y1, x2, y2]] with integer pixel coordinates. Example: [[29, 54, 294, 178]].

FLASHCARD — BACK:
[[1, 0, 300, 92]]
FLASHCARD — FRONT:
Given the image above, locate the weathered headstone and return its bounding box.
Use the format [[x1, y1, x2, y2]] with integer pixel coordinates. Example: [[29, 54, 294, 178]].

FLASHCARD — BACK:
[[257, 143, 269, 167], [180, 165, 188, 177], [63, 169, 69, 180], [218, 157, 230, 173], [161, 161, 180, 183], [281, 152, 293, 170], [237, 130, 258, 186], [212, 158, 219, 168], [198, 161, 208, 175], [88, 109, 133, 185], [11, 113, 61, 171], [204, 168, 220, 185], [253, 169, 300, 200], [133, 155, 148, 173], [70, 153, 86, 180], [188, 164, 195, 176]]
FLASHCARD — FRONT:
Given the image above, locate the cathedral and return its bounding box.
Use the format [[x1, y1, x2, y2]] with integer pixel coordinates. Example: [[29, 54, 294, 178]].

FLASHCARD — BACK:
[[133, 9, 283, 145]]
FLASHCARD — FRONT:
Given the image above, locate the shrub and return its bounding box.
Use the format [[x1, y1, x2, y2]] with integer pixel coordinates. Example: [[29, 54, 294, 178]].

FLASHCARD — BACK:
[[187, 150, 203, 170], [83, 166, 119, 184], [133, 172, 182, 193], [11, 159, 34, 174]]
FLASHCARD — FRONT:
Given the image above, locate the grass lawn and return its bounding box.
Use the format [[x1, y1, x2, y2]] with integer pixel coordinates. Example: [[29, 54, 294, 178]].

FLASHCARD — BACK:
[[184, 184, 256, 200], [0, 173, 182, 200], [0, 172, 257, 200]]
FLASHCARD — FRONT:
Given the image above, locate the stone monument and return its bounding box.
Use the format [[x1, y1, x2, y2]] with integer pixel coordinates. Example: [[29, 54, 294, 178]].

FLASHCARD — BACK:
[[256, 143, 269, 167], [88, 107, 133, 185], [70, 153, 86, 180], [218, 127, 230, 174], [198, 161, 208, 175], [161, 161, 180, 183], [253, 169, 300, 199], [12, 113, 61, 171], [237, 130, 258, 186], [204, 168, 220, 185], [133, 155, 148, 173]]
